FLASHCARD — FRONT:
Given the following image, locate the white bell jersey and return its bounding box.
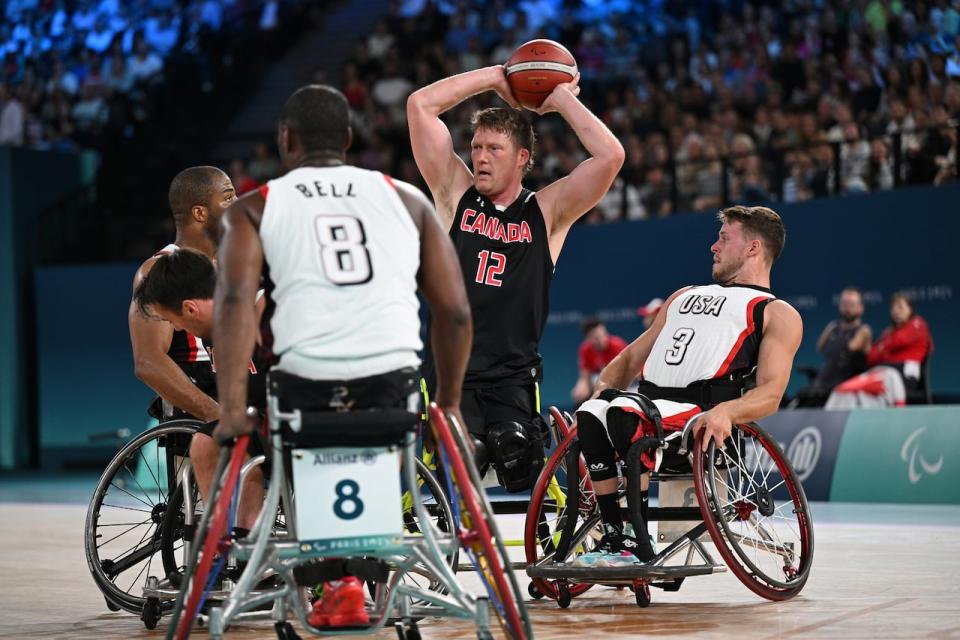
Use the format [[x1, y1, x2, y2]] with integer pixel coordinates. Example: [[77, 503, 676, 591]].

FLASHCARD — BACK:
[[259, 166, 422, 380], [642, 283, 776, 388]]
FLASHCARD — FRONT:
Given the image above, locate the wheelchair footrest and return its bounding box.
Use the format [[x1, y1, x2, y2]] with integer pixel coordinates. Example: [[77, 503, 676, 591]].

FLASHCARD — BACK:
[[526, 562, 723, 582], [293, 558, 390, 586]]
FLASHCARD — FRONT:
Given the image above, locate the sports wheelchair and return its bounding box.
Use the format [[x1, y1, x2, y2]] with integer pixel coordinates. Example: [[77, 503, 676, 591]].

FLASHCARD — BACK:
[[524, 400, 814, 608], [164, 374, 532, 640], [83, 403, 456, 632]]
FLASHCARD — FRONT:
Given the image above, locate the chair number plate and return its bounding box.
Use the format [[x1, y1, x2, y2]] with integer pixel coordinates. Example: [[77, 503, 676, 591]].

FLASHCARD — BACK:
[[291, 446, 402, 554]]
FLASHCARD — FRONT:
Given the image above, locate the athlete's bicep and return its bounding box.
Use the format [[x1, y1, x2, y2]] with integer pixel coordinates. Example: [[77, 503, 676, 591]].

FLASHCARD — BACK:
[[406, 98, 472, 224], [756, 302, 804, 393], [129, 298, 174, 365]]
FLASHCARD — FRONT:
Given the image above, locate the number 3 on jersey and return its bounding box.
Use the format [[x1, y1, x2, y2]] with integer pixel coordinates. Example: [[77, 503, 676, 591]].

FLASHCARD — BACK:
[[475, 250, 505, 287], [314, 215, 373, 285], [665, 327, 695, 365]]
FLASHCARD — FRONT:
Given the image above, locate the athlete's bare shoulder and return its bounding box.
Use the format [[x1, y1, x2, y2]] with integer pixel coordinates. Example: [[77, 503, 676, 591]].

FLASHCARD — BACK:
[[384, 175, 434, 234]]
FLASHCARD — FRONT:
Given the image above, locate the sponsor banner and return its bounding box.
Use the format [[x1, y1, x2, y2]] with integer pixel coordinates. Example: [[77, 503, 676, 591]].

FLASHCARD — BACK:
[[756, 409, 849, 502], [831, 406, 960, 504]]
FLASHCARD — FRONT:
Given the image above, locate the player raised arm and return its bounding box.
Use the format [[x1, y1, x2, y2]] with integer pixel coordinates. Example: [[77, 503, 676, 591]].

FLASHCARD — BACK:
[[129, 259, 220, 422], [211, 192, 265, 444], [407, 66, 520, 227], [533, 74, 625, 262]]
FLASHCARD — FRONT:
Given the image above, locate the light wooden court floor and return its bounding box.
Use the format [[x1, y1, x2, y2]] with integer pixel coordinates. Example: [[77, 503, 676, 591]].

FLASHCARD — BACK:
[[1, 498, 958, 639]]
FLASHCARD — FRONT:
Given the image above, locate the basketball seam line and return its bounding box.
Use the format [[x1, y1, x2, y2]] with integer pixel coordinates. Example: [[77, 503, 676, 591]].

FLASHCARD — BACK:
[[505, 61, 578, 75]]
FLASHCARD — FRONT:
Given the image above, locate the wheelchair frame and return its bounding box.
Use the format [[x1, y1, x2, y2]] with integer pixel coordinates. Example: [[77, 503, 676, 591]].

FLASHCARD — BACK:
[[524, 406, 813, 608], [167, 395, 531, 640]]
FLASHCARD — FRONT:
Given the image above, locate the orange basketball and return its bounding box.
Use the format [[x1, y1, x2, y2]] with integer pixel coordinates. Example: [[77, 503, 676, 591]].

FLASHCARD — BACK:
[[505, 39, 578, 109]]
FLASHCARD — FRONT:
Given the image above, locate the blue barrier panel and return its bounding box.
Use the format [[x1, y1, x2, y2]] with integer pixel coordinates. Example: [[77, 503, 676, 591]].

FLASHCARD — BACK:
[[755, 409, 849, 502]]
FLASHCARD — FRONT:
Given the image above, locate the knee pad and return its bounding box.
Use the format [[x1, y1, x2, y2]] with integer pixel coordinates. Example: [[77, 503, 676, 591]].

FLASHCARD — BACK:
[[486, 421, 542, 493], [575, 409, 618, 482], [472, 436, 490, 478]]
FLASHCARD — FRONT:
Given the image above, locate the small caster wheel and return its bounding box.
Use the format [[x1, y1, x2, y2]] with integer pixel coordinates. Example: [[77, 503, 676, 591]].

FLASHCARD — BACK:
[[104, 596, 120, 611], [477, 630, 495, 640], [395, 621, 407, 640], [528, 581, 544, 599], [141, 597, 161, 630], [407, 626, 422, 640], [634, 583, 651, 608], [275, 621, 302, 639], [556, 583, 572, 609]]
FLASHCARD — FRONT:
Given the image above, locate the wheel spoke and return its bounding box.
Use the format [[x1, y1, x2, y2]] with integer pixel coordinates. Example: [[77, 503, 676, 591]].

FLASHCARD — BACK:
[[109, 481, 155, 511], [97, 517, 154, 549]]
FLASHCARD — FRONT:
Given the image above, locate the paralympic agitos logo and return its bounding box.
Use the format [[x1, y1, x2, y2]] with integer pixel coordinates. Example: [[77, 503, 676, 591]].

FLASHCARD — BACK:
[[900, 427, 944, 484]]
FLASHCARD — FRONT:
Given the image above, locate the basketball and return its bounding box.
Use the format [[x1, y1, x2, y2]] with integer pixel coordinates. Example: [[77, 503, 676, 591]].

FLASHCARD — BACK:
[[505, 39, 578, 109]]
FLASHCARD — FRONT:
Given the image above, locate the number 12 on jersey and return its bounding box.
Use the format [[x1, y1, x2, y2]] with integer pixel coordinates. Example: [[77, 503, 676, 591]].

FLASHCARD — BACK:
[[475, 250, 505, 287]]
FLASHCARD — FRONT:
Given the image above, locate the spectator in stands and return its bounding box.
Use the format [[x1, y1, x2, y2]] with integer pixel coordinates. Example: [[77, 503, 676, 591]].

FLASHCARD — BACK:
[[128, 37, 163, 84], [800, 287, 873, 403], [247, 142, 280, 183], [571, 317, 627, 405], [637, 297, 663, 331], [867, 292, 934, 394], [228, 159, 258, 195], [0, 82, 26, 146]]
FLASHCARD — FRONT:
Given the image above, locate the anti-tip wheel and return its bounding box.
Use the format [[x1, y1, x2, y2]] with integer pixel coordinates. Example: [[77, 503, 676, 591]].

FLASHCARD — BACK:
[[557, 583, 572, 609], [528, 581, 545, 599], [634, 582, 651, 608], [140, 597, 161, 630]]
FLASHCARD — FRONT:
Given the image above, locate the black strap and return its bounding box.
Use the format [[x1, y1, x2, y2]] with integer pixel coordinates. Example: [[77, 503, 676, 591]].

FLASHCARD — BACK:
[[292, 558, 390, 585], [634, 378, 748, 408]]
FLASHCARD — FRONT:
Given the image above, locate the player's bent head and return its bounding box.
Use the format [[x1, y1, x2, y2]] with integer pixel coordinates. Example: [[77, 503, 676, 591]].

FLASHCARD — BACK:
[[717, 205, 786, 265], [169, 165, 230, 228], [135, 249, 216, 335], [279, 84, 350, 158], [470, 107, 535, 174]]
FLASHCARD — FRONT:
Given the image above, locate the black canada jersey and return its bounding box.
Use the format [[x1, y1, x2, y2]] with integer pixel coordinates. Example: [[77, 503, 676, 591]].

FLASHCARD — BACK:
[[448, 186, 553, 387]]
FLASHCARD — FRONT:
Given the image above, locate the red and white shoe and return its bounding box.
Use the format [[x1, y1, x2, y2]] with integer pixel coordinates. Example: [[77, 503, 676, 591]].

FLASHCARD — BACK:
[[308, 577, 370, 628]]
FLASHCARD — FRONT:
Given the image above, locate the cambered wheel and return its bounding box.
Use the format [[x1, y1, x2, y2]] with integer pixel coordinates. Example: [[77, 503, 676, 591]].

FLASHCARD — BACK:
[[430, 405, 532, 640], [369, 457, 457, 608], [694, 423, 814, 601], [523, 425, 597, 603], [84, 420, 201, 614]]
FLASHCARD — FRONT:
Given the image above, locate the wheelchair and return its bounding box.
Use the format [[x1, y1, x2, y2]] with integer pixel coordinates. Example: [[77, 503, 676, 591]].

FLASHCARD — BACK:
[[524, 402, 814, 608], [84, 417, 206, 621], [83, 414, 457, 632], [164, 375, 532, 640]]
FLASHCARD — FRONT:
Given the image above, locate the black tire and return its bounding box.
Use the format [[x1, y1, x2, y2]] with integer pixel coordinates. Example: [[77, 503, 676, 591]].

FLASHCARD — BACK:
[[141, 596, 161, 630], [84, 420, 200, 614], [694, 423, 814, 601], [369, 457, 458, 607], [634, 583, 651, 607], [556, 583, 571, 609], [527, 581, 544, 599]]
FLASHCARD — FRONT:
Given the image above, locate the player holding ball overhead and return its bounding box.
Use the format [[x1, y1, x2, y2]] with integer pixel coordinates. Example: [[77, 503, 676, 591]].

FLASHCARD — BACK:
[[408, 39, 624, 492]]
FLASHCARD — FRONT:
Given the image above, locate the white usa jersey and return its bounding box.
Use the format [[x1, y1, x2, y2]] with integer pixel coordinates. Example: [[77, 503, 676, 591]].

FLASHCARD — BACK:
[[642, 284, 776, 388], [259, 166, 421, 380]]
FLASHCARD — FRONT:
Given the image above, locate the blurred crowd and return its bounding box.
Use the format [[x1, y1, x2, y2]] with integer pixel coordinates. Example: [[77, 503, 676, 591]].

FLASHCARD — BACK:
[[0, 0, 285, 150], [4, 0, 960, 224], [313, 0, 960, 222]]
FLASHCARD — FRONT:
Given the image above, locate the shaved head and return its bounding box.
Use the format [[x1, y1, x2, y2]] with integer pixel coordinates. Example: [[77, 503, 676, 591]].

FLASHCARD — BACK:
[[168, 166, 230, 228]]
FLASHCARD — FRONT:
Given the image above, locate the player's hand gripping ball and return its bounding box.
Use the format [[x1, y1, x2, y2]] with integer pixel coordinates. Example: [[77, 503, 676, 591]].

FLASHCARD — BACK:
[[505, 39, 578, 109]]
